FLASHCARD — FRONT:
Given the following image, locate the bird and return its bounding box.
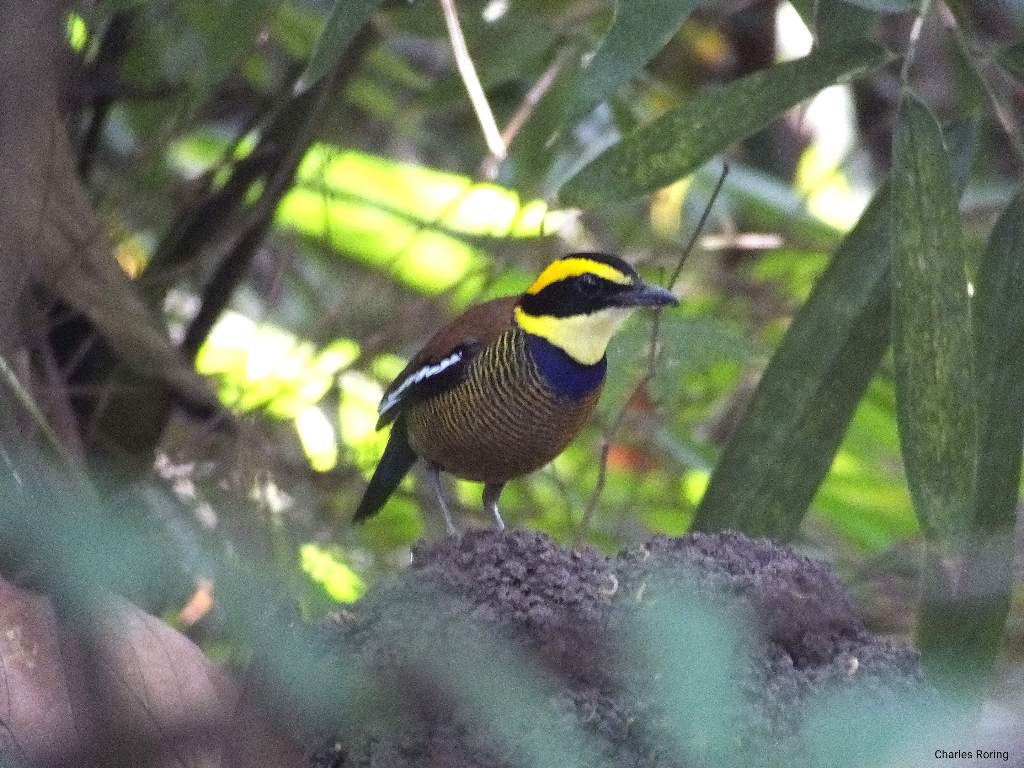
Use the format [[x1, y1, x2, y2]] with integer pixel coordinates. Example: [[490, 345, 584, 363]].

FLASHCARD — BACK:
[[353, 252, 678, 534]]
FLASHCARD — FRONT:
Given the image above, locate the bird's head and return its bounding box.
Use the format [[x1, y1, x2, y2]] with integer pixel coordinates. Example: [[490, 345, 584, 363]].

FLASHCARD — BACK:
[[514, 253, 679, 365]]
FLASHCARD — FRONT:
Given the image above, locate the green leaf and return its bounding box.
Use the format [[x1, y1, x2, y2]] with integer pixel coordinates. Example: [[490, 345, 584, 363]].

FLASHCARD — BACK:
[[558, 41, 891, 206], [820, 1, 878, 46], [201, 0, 280, 89], [691, 119, 977, 541], [973, 187, 1024, 532], [890, 94, 976, 543], [296, 0, 383, 92], [916, 188, 1024, 690], [691, 190, 892, 539], [788, 0, 878, 46], [569, 0, 700, 121]]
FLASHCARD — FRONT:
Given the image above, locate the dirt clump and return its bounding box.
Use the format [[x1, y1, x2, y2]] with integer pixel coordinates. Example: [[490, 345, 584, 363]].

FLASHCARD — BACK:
[[310, 529, 928, 768]]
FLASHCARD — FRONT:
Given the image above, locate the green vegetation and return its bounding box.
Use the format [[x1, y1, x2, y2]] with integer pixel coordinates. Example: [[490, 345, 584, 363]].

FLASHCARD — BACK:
[[1, 0, 1022, 759]]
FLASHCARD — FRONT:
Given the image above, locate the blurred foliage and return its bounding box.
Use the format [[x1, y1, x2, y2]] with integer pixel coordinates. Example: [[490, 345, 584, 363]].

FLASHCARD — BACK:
[[9, 0, 1017, 721]]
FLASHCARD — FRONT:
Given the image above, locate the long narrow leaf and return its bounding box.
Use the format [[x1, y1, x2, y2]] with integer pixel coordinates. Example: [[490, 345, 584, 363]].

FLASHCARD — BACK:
[[691, 121, 975, 540], [691, 192, 891, 538], [890, 94, 976, 543], [918, 189, 1024, 689], [973, 187, 1024, 532], [296, 0, 383, 92], [558, 41, 891, 206], [568, 0, 700, 122], [202, 0, 279, 88]]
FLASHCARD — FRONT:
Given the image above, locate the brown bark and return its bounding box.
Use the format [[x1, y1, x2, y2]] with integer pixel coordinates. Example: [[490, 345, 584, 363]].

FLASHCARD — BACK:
[[0, 0, 216, 468], [0, 0, 66, 348]]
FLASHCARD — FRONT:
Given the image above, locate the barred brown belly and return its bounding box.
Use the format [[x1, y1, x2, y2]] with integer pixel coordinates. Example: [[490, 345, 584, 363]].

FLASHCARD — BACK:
[[406, 329, 601, 483]]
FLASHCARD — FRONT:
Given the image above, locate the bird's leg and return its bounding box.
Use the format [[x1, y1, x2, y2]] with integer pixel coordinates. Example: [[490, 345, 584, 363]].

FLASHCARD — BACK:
[[427, 463, 458, 536], [483, 482, 506, 531]]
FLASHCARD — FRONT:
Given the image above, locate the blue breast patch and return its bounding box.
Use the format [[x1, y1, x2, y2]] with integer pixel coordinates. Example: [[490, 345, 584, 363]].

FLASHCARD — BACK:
[[525, 333, 606, 400]]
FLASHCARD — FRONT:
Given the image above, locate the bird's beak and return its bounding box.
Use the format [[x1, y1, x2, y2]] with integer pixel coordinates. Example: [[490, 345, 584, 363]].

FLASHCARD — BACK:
[[617, 280, 679, 308]]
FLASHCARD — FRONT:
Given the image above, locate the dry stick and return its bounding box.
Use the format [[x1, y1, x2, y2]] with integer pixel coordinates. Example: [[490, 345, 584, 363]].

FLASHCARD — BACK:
[[439, 0, 506, 160], [0, 352, 67, 461], [0, 351, 101, 503], [479, 47, 575, 180], [577, 163, 730, 542]]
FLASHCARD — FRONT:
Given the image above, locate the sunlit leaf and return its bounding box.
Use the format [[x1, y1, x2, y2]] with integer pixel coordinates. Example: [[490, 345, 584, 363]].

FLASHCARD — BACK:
[[814, 441, 917, 552], [300, 543, 365, 602], [683, 470, 710, 506], [569, 0, 700, 122], [294, 147, 564, 238], [66, 11, 89, 52], [197, 312, 358, 418], [279, 188, 482, 294], [795, 142, 867, 231], [337, 371, 387, 468], [296, 0, 384, 92], [277, 146, 565, 294], [559, 41, 891, 206], [890, 94, 976, 543], [295, 406, 339, 472], [170, 137, 565, 298]]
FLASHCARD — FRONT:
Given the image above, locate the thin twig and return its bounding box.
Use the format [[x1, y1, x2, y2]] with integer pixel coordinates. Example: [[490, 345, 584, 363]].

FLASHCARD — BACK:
[[479, 47, 574, 179], [439, 0, 506, 160], [0, 352, 66, 460], [501, 48, 574, 149], [670, 164, 729, 288], [0, 438, 23, 488], [900, 0, 933, 86], [577, 163, 729, 542]]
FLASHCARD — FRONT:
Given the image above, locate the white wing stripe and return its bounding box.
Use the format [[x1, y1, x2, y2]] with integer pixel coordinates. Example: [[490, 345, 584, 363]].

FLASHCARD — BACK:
[[378, 351, 463, 416]]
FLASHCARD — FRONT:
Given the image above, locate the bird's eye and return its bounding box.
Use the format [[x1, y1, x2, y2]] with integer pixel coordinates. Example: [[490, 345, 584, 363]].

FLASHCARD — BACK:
[[578, 273, 601, 294]]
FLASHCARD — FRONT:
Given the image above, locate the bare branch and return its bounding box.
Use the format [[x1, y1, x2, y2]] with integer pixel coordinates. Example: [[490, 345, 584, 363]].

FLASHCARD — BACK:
[[577, 163, 729, 542], [479, 47, 575, 180], [439, 0, 507, 160]]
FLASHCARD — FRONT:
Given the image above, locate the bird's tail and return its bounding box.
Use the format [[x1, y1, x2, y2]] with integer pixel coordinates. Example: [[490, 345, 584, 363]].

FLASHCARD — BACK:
[[353, 415, 418, 523]]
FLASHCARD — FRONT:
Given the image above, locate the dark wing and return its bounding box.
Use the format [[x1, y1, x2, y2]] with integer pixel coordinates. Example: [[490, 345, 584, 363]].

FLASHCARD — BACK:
[[375, 296, 518, 429]]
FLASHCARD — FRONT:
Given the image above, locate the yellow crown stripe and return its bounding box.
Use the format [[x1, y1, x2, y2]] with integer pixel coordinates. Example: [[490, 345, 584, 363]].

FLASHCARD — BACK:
[[526, 258, 631, 295]]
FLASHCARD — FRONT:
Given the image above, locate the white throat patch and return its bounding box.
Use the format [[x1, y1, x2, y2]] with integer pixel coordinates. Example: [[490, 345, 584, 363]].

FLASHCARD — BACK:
[[515, 306, 633, 365]]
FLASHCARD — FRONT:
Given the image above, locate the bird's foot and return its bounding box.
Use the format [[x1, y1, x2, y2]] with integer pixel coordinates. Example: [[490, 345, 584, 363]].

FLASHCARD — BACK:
[[483, 482, 506, 532], [443, 513, 460, 537], [428, 464, 461, 537]]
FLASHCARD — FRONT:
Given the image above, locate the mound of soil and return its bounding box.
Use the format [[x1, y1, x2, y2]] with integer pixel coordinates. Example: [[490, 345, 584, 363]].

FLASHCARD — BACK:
[[310, 530, 928, 768]]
